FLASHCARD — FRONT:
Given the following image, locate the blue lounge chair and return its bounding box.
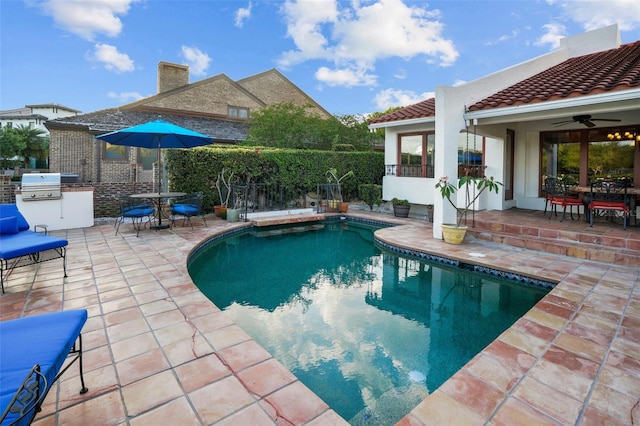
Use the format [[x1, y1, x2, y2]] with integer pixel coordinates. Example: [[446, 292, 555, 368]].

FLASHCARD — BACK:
[[0, 309, 88, 426], [0, 204, 68, 293]]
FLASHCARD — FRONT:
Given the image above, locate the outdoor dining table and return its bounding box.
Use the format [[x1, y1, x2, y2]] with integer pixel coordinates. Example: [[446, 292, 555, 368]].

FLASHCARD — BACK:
[[130, 192, 186, 230], [569, 185, 639, 227]]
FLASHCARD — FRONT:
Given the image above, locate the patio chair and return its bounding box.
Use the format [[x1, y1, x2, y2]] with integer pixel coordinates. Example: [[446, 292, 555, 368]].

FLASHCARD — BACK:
[[171, 192, 207, 230], [544, 177, 582, 221], [588, 179, 630, 230], [115, 197, 155, 237]]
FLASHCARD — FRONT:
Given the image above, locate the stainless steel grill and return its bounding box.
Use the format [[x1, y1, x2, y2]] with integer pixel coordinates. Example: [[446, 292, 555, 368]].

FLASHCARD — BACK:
[[21, 173, 62, 201]]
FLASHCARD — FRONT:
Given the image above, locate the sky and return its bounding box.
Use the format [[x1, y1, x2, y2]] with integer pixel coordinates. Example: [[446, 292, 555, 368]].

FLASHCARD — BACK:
[[2, 0, 640, 117]]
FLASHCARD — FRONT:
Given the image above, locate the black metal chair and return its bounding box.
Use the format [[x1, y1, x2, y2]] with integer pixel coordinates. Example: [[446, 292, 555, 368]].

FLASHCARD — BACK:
[[171, 192, 207, 230], [115, 198, 155, 237], [544, 177, 583, 221], [588, 180, 630, 230]]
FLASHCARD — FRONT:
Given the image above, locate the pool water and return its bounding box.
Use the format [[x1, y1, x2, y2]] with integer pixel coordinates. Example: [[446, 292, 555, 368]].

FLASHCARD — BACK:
[[188, 221, 548, 425]]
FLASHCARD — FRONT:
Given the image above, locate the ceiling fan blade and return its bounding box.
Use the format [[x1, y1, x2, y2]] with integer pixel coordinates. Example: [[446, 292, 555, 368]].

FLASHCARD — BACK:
[[552, 119, 574, 126], [584, 120, 596, 128], [592, 118, 622, 122]]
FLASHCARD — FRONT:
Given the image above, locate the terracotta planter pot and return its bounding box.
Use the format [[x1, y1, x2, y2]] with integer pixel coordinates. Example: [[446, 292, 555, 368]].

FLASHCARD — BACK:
[[339, 202, 349, 213], [441, 224, 468, 244]]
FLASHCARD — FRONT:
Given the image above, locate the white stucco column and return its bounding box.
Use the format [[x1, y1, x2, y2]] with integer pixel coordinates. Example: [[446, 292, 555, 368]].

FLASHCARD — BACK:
[[433, 85, 465, 239]]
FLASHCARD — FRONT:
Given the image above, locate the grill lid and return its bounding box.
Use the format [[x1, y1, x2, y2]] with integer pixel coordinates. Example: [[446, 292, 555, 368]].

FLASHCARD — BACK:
[[21, 173, 62, 201]]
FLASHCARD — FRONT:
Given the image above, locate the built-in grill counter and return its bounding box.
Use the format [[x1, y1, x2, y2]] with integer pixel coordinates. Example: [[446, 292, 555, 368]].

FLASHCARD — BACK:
[[16, 173, 93, 231]]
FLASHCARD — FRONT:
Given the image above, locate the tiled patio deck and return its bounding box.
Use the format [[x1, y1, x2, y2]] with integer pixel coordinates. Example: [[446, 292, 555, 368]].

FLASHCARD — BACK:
[[1, 209, 638, 425]]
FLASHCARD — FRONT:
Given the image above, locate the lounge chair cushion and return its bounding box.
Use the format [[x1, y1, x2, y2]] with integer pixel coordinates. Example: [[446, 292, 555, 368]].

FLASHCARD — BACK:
[[0, 216, 19, 235], [0, 310, 88, 425], [0, 230, 68, 259], [0, 204, 30, 232]]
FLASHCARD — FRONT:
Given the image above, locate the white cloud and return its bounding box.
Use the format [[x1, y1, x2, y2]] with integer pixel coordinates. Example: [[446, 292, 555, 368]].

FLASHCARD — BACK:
[[90, 43, 134, 73], [33, 0, 138, 41], [534, 23, 566, 49], [373, 88, 434, 110], [235, 2, 252, 28], [181, 46, 211, 77], [107, 91, 145, 103], [394, 69, 407, 80], [278, 0, 458, 88], [315, 66, 377, 87], [560, 0, 640, 32]]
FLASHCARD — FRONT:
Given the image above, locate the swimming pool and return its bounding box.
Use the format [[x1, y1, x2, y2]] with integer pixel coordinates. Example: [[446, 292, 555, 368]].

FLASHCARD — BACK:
[[188, 219, 548, 424]]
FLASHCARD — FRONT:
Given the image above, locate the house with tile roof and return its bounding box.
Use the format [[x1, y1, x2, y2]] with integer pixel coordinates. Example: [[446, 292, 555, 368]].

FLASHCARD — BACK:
[[45, 62, 331, 185], [369, 24, 640, 239]]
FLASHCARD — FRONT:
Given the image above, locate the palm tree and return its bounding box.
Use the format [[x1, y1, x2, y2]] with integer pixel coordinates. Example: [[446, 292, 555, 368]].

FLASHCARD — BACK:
[[12, 125, 49, 168]]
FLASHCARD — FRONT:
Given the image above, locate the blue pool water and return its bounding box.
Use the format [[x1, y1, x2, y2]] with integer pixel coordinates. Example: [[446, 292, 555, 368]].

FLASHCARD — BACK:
[[188, 220, 548, 424]]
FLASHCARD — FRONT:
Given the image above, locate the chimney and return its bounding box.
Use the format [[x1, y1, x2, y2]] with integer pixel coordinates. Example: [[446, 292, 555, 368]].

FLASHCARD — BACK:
[[157, 61, 189, 93]]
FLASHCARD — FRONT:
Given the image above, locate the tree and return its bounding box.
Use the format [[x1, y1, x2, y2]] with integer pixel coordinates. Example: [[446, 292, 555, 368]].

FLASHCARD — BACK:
[[245, 102, 382, 151], [0, 127, 25, 170], [1, 125, 49, 168]]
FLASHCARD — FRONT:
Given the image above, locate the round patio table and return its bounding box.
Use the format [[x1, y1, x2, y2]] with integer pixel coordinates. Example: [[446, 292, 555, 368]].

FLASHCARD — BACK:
[[130, 192, 186, 230]]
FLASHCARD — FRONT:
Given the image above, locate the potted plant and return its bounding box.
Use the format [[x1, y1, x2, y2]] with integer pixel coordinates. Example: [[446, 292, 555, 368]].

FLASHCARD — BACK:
[[391, 198, 410, 217], [326, 168, 354, 213], [214, 168, 234, 219], [435, 174, 502, 244]]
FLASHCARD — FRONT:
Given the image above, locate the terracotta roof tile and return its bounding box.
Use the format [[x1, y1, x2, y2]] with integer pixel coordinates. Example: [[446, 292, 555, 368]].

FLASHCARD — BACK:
[[369, 98, 435, 124], [469, 40, 640, 111]]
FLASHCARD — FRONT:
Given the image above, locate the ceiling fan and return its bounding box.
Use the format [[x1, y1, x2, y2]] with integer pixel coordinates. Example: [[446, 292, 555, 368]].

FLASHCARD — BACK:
[[552, 114, 621, 128]]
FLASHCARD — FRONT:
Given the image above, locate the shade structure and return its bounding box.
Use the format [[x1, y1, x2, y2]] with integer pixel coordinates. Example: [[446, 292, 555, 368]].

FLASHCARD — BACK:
[[95, 119, 213, 192]]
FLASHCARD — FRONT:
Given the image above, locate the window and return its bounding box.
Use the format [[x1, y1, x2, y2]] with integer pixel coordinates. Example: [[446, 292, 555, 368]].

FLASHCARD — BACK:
[[396, 132, 434, 177], [541, 126, 637, 189], [104, 143, 127, 161], [228, 106, 249, 119], [138, 148, 158, 170]]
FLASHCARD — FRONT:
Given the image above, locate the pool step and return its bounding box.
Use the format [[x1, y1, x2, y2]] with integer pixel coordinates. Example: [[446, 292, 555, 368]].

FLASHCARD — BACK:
[[250, 213, 325, 227], [467, 217, 640, 268]]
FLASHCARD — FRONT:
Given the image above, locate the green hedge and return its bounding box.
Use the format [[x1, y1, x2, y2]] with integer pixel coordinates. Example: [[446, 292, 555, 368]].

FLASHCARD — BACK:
[[166, 147, 384, 209]]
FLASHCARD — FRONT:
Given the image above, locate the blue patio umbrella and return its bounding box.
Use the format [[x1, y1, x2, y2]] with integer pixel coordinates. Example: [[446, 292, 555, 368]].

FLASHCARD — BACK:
[[95, 119, 213, 192]]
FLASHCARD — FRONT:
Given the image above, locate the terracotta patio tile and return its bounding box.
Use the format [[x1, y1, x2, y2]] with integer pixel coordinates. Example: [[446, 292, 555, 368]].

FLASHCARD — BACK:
[[153, 320, 198, 346], [598, 363, 640, 399], [110, 331, 159, 362], [129, 396, 200, 425], [606, 350, 640, 376], [103, 306, 143, 327], [439, 370, 504, 418], [554, 332, 608, 363], [491, 397, 562, 426], [106, 317, 150, 343], [146, 308, 188, 330], [541, 345, 599, 378], [513, 377, 582, 424], [54, 390, 126, 426], [218, 339, 273, 372], [263, 381, 329, 425], [174, 353, 231, 393], [407, 390, 485, 425], [513, 317, 559, 342], [527, 358, 593, 401], [116, 348, 170, 386], [304, 409, 349, 425], [580, 406, 628, 426], [121, 370, 184, 416], [213, 403, 277, 425], [162, 334, 214, 367], [237, 358, 298, 397], [587, 383, 639, 424], [188, 376, 255, 424], [524, 308, 567, 330], [498, 328, 549, 357], [190, 310, 235, 333], [565, 321, 614, 347], [611, 336, 640, 360], [465, 353, 524, 392], [534, 299, 574, 319], [138, 298, 177, 316]]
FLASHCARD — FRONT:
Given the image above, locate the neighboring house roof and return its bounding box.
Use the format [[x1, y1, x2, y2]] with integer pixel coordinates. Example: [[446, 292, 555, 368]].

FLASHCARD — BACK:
[[371, 39, 640, 124], [469, 40, 640, 111], [25, 103, 82, 113], [45, 108, 249, 143], [369, 98, 435, 124]]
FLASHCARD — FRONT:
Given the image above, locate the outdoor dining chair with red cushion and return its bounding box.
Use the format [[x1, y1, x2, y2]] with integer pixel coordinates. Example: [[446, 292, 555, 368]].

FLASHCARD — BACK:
[[588, 179, 630, 230], [544, 177, 583, 222]]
